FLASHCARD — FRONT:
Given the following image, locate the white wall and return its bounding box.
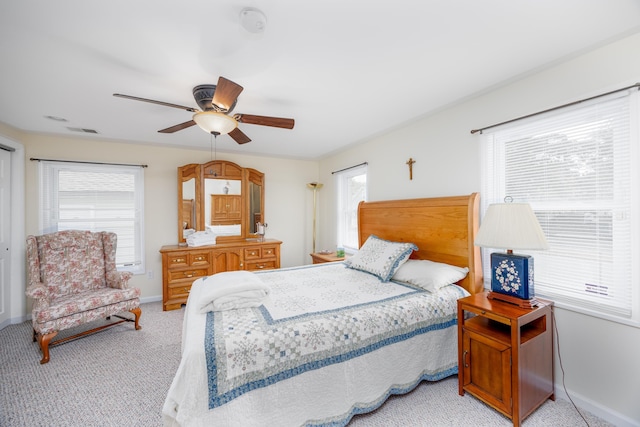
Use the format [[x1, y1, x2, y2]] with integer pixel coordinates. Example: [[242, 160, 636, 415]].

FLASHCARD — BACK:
[[319, 33, 640, 426]]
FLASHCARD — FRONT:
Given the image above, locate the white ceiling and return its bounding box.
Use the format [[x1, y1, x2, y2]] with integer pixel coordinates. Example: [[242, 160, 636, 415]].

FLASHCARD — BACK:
[[1, 1, 639, 160]]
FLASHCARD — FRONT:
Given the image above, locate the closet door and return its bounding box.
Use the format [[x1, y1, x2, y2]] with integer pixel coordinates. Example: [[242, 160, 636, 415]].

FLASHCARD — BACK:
[[0, 148, 11, 328]]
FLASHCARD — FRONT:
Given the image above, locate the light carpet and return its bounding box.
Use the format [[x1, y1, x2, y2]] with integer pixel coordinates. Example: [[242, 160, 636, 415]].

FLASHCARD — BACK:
[[0, 301, 612, 427]]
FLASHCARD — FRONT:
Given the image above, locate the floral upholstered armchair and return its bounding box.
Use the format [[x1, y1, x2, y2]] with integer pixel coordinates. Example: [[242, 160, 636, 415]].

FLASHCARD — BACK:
[[25, 230, 142, 364]]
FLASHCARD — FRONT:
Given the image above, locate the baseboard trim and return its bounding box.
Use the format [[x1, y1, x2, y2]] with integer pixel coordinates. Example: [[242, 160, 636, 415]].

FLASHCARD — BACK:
[[554, 382, 640, 427], [140, 295, 162, 304], [0, 314, 30, 331]]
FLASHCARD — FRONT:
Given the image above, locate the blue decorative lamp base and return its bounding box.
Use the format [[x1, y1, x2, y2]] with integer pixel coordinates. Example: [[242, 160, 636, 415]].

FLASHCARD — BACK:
[[488, 252, 539, 308]]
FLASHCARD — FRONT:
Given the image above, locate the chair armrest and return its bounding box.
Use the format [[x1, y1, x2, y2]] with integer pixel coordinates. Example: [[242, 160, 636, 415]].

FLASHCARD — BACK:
[[107, 271, 133, 289], [25, 283, 50, 301]]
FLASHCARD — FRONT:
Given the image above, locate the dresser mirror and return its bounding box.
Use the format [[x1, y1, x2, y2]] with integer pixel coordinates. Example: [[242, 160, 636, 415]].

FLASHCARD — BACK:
[[177, 160, 264, 243]]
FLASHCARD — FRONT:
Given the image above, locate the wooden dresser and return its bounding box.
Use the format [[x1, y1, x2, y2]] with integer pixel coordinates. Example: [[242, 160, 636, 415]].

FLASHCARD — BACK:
[[160, 239, 281, 311]]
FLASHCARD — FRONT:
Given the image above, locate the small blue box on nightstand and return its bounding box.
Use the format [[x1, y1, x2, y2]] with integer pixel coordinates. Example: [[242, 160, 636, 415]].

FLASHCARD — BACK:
[[490, 253, 534, 300]]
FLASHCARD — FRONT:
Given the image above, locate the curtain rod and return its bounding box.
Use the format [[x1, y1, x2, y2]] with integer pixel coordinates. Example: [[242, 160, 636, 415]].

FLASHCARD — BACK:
[[30, 158, 148, 168], [470, 82, 640, 135], [331, 162, 368, 175]]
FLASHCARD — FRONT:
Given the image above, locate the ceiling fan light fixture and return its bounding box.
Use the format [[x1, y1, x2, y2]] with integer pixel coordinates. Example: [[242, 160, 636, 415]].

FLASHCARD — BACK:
[[193, 111, 237, 135]]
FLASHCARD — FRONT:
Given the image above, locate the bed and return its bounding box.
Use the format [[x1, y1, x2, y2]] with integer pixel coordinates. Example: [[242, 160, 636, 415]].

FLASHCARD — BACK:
[[163, 193, 483, 426]]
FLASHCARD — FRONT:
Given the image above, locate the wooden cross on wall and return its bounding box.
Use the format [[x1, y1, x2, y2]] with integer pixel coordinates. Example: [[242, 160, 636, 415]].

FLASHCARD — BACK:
[[406, 158, 416, 180]]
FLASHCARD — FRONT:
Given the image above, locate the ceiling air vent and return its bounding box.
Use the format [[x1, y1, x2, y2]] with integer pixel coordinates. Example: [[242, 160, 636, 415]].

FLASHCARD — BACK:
[[67, 127, 99, 134]]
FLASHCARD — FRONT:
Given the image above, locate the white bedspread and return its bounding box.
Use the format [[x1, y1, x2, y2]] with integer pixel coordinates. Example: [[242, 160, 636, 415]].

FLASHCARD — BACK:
[[163, 263, 468, 427]]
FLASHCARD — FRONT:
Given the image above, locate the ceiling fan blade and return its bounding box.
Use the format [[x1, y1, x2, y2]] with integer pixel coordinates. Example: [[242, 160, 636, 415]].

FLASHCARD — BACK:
[[211, 77, 244, 112], [228, 127, 251, 144], [158, 120, 196, 133], [235, 114, 295, 129], [113, 93, 197, 112]]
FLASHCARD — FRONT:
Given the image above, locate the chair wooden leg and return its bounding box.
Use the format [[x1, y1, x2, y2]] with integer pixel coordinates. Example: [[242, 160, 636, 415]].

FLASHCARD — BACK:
[[130, 307, 142, 330], [38, 331, 58, 364]]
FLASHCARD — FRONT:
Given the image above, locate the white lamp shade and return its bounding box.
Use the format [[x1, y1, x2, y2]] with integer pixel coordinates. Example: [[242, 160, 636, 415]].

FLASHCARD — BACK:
[[192, 111, 237, 135], [475, 203, 549, 250]]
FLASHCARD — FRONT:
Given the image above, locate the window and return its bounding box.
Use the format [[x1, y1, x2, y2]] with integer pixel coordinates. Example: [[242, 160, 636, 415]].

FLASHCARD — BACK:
[[39, 161, 145, 274], [480, 89, 640, 326], [336, 164, 367, 252]]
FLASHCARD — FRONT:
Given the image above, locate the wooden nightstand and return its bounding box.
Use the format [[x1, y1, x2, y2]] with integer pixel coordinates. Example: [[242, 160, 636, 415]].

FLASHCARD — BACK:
[[310, 252, 347, 264], [457, 291, 554, 427]]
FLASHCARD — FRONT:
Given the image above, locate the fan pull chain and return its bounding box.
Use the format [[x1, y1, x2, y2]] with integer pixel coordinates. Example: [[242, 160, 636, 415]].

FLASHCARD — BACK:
[[214, 133, 218, 162], [209, 133, 219, 176]]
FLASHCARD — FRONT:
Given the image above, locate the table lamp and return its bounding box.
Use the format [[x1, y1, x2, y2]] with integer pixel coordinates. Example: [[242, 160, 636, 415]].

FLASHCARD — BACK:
[[474, 200, 549, 308]]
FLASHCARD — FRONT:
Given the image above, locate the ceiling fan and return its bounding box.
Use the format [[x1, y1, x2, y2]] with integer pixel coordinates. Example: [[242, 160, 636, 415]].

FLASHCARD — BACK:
[[113, 76, 294, 144]]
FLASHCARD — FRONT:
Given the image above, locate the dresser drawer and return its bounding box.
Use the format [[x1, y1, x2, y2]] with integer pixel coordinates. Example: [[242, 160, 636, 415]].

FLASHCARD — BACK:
[[167, 251, 211, 268], [189, 251, 211, 266], [245, 260, 278, 271], [167, 252, 189, 268], [261, 245, 278, 259], [244, 247, 262, 260], [167, 283, 193, 299], [167, 268, 209, 283]]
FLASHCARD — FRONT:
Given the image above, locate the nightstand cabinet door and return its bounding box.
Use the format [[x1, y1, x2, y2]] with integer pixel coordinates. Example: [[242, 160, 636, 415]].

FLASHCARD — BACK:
[[462, 328, 512, 417]]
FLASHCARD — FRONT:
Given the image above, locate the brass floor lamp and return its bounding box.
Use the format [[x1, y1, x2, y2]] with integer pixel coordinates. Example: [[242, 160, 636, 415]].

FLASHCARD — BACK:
[[307, 182, 323, 253]]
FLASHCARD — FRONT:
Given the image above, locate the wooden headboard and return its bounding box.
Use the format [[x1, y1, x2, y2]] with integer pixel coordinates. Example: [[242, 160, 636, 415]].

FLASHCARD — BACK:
[[357, 193, 483, 295]]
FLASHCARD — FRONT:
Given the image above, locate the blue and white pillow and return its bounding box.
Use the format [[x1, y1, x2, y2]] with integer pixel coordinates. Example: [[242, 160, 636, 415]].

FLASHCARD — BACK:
[[345, 235, 417, 281]]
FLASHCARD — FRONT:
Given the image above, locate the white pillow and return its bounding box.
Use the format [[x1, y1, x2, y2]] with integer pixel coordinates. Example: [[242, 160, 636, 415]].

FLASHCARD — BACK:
[[345, 235, 417, 282], [392, 259, 469, 292]]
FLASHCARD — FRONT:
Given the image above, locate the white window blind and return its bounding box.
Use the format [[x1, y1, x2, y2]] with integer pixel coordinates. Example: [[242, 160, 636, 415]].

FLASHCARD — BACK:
[[39, 161, 145, 274], [336, 164, 367, 252], [480, 89, 639, 324]]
